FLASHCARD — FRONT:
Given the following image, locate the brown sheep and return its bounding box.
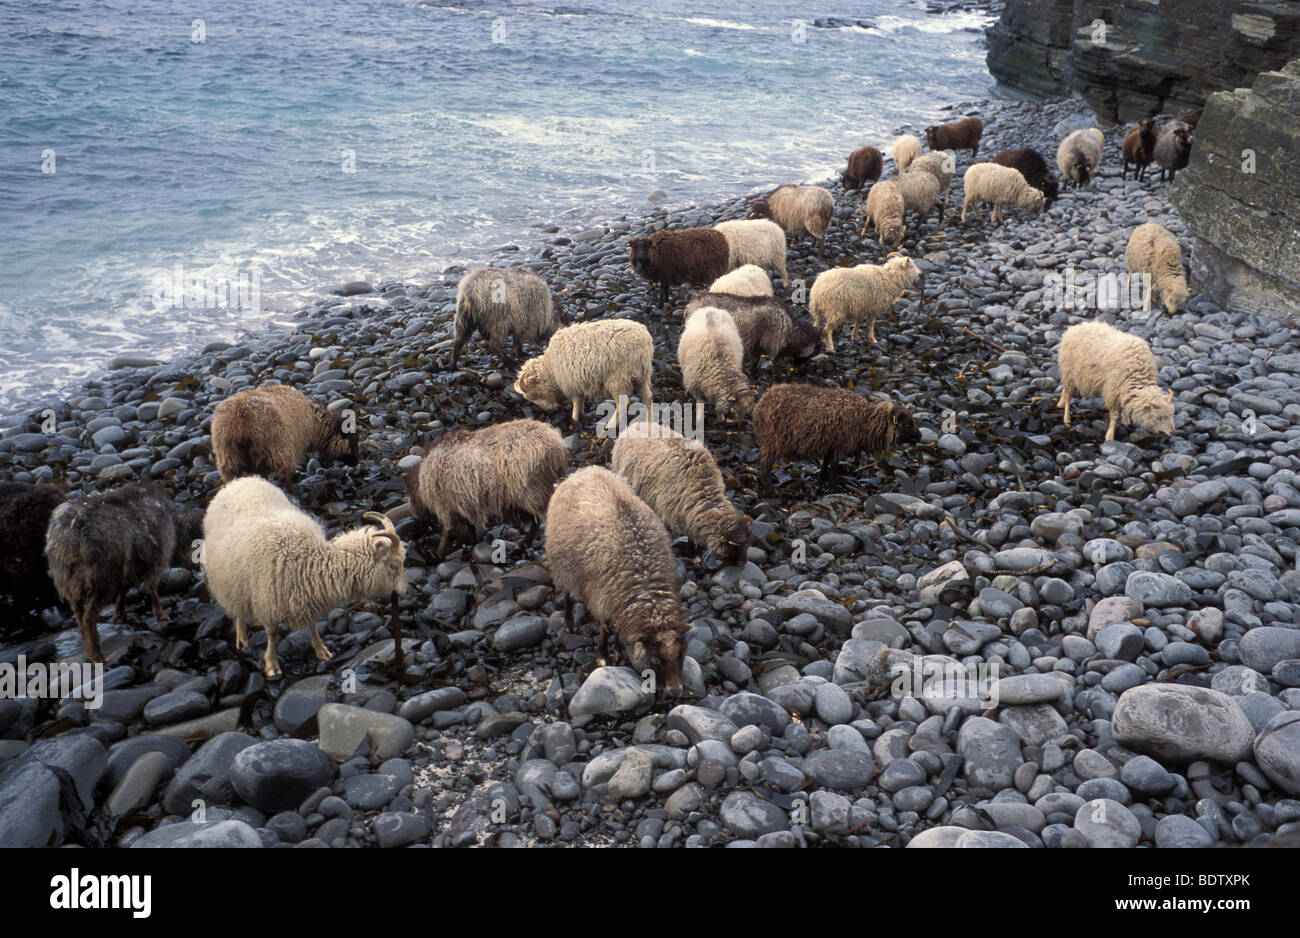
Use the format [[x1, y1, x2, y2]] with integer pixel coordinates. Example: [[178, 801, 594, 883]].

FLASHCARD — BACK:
[[1154, 121, 1194, 183], [925, 117, 983, 157], [1177, 108, 1203, 130], [403, 419, 567, 558], [683, 291, 819, 375], [0, 481, 66, 617], [211, 384, 358, 487], [628, 228, 730, 305], [747, 184, 835, 252], [841, 146, 883, 191], [1121, 119, 1157, 181], [751, 384, 922, 494], [545, 466, 689, 695]]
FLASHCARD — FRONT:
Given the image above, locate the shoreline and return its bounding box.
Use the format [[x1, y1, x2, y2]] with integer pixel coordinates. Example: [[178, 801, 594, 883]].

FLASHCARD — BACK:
[[4, 84, 1300, 851]]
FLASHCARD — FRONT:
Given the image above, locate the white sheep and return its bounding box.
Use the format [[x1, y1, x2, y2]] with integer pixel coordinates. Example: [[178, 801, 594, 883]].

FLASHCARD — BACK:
[[897, 170, 945, 226], [514, 318, 654, 433], [713, 219, 788, 286], [678, 306, 755, 421], [202, 477, 409, 677], [709, 264, 773, 298], [907, 149, 956, 193], [1125, 221, 1189, 314], [1057, 320, 1175, 441], [860, 179, 906, 246], [960, 162, 1046, 224], [1057, 128, 1104, 187], [747, 185, 835, 251], [809, 254, 921, 351], [890, 134, 923, 172]]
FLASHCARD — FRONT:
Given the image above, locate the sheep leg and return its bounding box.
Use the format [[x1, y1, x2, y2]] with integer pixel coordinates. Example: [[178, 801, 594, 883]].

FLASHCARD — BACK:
[[596, 619, 609, 668], [759, 459, 776, 498], [521, 515, 540, 549], [563, 593, 576, 633], [604, 394, 624, 435], [309, 622, 334, 663], [437, 525, 451, 559], [150, 581, 168, 621], [570, 396, 583, 426], [821, 326, 836, 353], [1105, 411, 1119, 442], [263, 626, 282, 679], [235, 617, 249, 650], [867, 318, 877, 345], [77, 606, 105, 664], [390, 591, 404, 670], [115, 593, 126, 622], [851, 322, 860, 342]]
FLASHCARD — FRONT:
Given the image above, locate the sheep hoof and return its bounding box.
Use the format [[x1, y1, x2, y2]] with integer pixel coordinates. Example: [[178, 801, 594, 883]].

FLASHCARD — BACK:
[[596, 656, 607, 668], [313, 644, 334, 663]]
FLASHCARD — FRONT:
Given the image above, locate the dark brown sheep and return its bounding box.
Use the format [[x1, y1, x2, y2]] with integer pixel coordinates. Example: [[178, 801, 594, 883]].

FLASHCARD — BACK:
[[925, 117, 983, 157], [1120, 119, 1158, 181], [211, 384, 358, 487], [683, 291, 819, 375], [1177, 108, 1203, 130], [751, 384, 921, 494], [841, 146, 883, 191], [0, 481, 66, 617], [44, 483, 199, 662], [991, 148, 1060, 203], [628, 228, 730, 306]]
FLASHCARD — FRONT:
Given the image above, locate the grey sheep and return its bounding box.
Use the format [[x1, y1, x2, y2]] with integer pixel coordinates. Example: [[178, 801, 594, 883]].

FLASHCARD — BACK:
[[452, 266, 564, 369]]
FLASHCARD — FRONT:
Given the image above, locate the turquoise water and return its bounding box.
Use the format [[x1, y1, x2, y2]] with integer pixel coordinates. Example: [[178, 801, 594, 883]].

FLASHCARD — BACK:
[[0, 0, 993, 412]]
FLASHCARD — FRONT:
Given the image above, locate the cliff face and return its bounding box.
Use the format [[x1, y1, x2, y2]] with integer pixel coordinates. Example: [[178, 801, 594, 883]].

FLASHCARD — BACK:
[[987, 0, 1300, 121], [1170, 59, 1300, 323]]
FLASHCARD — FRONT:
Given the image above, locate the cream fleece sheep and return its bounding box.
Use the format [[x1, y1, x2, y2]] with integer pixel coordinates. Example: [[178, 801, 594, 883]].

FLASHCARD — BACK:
[[960, 162, 1046, 224], [1125, 221, 1189, 314], [611, 421, 751, 564], [890, 134, 923, 172], [709, 264, 773, 297], [202, 477, 408, 677], [907, 150, 956, 193], [514, 319, 654, 433], [714, 219, 788, 285], [809, 254, 921, 351], [860, 179, 906, 246], [404, 418, 566, 557], [897, 171, 945, 225], [545, 466, 688, 694], [748, 185, 835, 248], [1057, 128, 1104, 186], [678, 307, 755, 421], [1057, 320, 1175, 441], [452, 266, 562, 368]]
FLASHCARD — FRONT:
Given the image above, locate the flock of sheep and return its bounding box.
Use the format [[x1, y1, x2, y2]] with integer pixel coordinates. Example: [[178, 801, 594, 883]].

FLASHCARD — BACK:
[[0, 108, 1202, 700]]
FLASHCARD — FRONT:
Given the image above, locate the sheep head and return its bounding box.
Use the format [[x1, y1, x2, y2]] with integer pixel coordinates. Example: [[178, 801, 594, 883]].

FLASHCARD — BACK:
[[327, 411, 361, 467], [628, 237, 654, 276], [360, 511, 409, 597], [889, 403, 922, 446], [513, 358, 562, 410], [882, 223, 906, 247], [786, 319, 821, 360], [1023, 188, 1047, 214], [924, 126, 938, 149], [1130, 387, 1176, 436], [707, 513, 753, 567], [1042, 175, 1060, 205], [746, 199, 773, 221], [627, 627, 686, 697], [1162, 278, 1189, 314]]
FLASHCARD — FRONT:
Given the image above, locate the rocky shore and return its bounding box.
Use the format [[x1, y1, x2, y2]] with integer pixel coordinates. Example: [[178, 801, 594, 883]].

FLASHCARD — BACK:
[[2, 92, 1300, 850]]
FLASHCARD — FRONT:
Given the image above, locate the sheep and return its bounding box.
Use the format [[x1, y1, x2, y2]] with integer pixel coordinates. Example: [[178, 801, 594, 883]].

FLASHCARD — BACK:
[[890, 134, 923, 172], [44, 483, 200, 662], [896, 170, 945, 226], [859, 179, 906, 246], [1120, 119, 1157, 181], [809, 254, 921, 351], [514, 318, 654, 434], [0, 481, 66, 616], [709, 264, 773, 297], [451, 267, 563, 369], [211, 384, 358, 488], [1057, 320, 1175, 442], [1177, 108, 1203, 130], [908, 149, 957, 194], [747, 185, 834, 252], [841, 146, 883, 191], [202, 476, 408, 677], [713, 219, 788, 286], [400, 419, 566, 558], [751, 384, 921, 494], [1056, 128, 1104, 187], [990, 148, 1059, 203], [1153, 121, 1194, 183], [1125, 221, 1190, 315], [628, 228, 730, 305], [960, 162, 1047, 224], [677, 306, 756, 422], [683, 291, 820, 373], [611, 421, 752, 564], [544, 466, 688, 694], [925, 117, 983, 156]]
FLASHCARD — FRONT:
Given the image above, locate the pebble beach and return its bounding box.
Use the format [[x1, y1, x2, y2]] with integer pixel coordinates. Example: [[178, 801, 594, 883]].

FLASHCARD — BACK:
[[3, 89, 1300, 851]]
